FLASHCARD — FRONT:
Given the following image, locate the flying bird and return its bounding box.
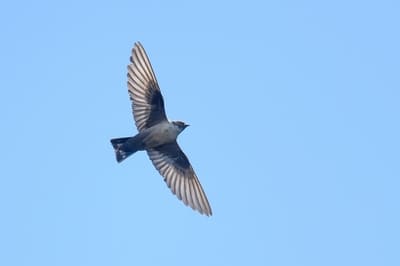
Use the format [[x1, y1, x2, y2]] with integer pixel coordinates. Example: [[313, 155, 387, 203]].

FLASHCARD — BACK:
[[110, 42, 212, 216]]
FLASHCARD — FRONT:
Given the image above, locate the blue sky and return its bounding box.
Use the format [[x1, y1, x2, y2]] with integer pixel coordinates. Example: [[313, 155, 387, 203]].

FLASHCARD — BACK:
[[1, 1, 399, 265]]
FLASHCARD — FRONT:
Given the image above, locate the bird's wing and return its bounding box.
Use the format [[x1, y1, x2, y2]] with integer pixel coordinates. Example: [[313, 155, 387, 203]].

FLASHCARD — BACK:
[[147, 142, 212, 216], [127, 42, 168, 132]]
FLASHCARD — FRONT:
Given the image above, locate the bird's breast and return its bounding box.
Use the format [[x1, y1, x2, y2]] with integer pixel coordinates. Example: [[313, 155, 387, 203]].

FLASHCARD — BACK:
[[143, 123, 178, 148]]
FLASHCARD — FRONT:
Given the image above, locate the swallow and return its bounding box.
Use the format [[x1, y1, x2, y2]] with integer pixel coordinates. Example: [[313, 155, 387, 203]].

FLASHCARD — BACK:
[[110, 42, 212, 216]]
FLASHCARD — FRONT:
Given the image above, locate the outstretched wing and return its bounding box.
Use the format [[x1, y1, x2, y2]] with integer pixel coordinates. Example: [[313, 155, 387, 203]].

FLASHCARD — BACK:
[[127, 42, 168, 132], [147, 142, 212, 216]]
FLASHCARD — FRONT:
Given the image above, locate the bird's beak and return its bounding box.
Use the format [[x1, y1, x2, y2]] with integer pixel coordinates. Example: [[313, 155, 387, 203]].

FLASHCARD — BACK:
[[185, 124, 190, 128]]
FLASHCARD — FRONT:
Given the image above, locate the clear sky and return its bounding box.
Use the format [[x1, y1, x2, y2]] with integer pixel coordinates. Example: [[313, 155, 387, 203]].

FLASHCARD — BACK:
[[1, 1, 399, 265]]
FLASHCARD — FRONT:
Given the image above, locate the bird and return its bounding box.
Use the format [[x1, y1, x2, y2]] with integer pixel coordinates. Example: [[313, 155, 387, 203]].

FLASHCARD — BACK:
[[110, 42, 212, 216]]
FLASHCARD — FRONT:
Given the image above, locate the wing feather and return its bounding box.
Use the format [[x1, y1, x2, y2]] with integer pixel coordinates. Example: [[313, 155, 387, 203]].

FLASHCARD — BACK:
[[127, 42, 168, 131], [147, 142, 212, 216]]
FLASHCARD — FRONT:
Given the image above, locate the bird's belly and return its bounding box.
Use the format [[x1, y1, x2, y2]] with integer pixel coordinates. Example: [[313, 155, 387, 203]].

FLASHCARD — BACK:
[[144, 125, 177, 148]]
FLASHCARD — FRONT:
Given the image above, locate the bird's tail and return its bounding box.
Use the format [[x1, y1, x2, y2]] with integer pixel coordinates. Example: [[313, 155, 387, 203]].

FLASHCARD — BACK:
[[110, 137, 139, 163]]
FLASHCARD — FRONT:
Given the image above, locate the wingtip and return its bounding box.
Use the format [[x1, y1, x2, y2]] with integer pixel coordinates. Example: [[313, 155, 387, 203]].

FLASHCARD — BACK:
[[200, 203, 213, 217], [134, 41, 143, 51], [131, 42, 142, 56], [203, 210, 213, 217]]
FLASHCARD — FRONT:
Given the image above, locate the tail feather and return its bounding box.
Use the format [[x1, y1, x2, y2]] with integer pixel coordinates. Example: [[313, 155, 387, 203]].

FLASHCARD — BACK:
[[110, 137, 137, 163]]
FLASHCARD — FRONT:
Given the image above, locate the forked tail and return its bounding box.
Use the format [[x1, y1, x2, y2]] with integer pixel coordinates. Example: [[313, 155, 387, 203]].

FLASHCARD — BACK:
[[110, 137, 136, 163]]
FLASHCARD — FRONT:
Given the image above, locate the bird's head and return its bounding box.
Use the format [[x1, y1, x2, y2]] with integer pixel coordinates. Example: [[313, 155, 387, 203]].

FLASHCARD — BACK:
[[172, 121, 189, 132]]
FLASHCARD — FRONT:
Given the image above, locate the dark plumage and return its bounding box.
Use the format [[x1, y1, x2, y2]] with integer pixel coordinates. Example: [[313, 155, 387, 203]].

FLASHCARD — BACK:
[[110, 42, 212, 216]]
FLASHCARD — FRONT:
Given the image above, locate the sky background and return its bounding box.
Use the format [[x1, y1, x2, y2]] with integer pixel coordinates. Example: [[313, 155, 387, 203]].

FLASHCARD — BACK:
[[1, 1, 399, 265]]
